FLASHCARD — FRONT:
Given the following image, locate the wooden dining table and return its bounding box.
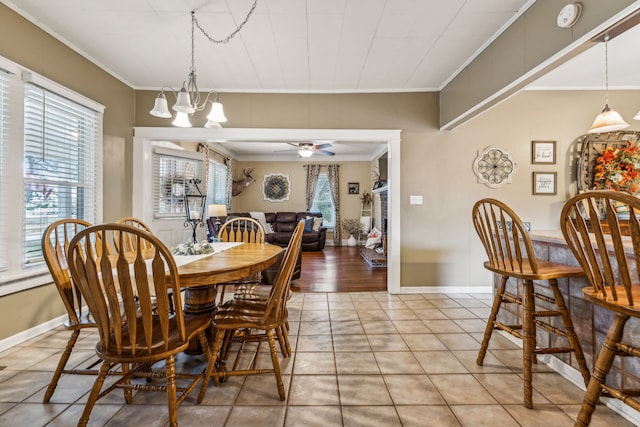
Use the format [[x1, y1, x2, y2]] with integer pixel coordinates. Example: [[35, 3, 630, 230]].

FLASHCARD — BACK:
[[175, 242, 283, 315]]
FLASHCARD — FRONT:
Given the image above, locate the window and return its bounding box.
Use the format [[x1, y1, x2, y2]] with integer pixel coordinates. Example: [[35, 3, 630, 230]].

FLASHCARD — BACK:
[[153, 147, 206, 218], [0, 55, 104, 295], [22, 84, 100, 265], [310, 173, 335, 227], [207, 159, 228, 205]]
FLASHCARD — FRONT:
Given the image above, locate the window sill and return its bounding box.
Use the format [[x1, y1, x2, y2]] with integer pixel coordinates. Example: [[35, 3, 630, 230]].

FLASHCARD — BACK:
[[0, 269, 52, 297]]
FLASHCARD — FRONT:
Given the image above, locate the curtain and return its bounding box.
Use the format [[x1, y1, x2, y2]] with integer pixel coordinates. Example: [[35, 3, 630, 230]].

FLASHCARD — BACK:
[[226, 157, 235, 210], [327, 164, 341, 244], [303, 164, 320, 211]]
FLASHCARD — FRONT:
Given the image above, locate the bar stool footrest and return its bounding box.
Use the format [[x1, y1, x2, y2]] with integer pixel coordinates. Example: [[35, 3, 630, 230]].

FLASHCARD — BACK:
[[494, 322, 523, 339], [534, 347, 574, 355]]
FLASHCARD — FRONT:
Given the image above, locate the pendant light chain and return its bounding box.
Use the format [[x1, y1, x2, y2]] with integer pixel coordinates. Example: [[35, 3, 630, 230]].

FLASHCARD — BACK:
[[192, 0, 258, 45], [604, 33, 609, 106]]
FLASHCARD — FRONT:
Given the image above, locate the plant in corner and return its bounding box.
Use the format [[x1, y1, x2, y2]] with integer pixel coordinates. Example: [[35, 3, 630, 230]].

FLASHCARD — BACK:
[[342, 218, 363, 247]]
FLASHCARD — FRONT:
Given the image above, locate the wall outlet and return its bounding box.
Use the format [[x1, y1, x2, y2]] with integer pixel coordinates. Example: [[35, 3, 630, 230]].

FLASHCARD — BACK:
[[410, 195, 423, 205]]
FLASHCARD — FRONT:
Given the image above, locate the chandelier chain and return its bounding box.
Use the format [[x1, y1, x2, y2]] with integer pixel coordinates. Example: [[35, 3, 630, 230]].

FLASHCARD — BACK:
[[604, 33, 609, 105], [192, 0, 258, 45]]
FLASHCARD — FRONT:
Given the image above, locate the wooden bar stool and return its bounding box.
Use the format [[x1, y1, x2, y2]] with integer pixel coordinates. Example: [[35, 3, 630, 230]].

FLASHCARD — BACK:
[[561, 190, 640, 425], [472, 198, 590, 408]]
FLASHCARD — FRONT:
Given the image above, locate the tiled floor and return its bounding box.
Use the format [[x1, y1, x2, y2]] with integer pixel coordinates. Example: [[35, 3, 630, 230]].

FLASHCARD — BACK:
[[0, 291, 636, 426]]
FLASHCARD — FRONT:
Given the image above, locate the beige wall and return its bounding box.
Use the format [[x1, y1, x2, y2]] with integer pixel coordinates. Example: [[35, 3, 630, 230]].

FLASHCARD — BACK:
[[0, 5, 135, 340]]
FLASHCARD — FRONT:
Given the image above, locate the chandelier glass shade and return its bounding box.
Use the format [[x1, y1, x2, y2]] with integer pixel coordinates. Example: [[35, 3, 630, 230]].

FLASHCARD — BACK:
[[298, 149, 314, 158], [149, 4, 256, 127], [588, 33, 629, 134]]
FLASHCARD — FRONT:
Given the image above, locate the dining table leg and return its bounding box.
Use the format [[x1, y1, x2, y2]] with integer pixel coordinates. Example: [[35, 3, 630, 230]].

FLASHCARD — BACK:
[[182, 285, 218, 354]]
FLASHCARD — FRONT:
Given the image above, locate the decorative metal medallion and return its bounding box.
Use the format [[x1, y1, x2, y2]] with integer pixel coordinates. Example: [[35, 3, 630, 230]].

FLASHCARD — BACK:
[[263, 173, 291, 202], [473, 146, 516, 188]]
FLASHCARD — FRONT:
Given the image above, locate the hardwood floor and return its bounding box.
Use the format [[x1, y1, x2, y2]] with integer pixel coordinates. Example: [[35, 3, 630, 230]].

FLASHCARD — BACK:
[[292, 245, 387, 293]]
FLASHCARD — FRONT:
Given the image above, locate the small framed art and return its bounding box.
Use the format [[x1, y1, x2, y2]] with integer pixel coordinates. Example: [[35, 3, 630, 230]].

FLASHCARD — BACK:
[[531, 140, 556, 164], [348, 182, 359, 194], [532, 172, 557, 195]]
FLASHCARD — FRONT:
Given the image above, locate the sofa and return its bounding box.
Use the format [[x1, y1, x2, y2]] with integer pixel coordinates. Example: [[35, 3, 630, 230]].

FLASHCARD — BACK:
[[207, 212, 326, 282], [207, 211, 326, 252]]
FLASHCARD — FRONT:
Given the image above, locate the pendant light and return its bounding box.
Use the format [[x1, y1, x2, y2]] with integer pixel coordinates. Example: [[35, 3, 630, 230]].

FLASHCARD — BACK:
[[588, 33, 629, 134]]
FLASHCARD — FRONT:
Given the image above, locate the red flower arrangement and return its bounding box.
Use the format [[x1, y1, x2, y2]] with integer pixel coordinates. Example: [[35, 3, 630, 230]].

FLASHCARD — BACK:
[[593, 142, 640, 193]]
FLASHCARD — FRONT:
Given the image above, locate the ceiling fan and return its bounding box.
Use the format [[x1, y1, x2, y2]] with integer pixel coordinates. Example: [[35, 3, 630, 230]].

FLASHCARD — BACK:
[[280, 142, 335, 158]]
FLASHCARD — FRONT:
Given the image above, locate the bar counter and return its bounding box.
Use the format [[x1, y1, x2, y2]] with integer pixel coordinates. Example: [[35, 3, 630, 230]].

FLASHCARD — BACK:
[[494, 230, 640, 393]]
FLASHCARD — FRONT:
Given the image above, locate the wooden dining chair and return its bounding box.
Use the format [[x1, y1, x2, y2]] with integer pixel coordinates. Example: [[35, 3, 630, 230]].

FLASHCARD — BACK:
[[216, 217, 265, 303], [114, 217, 154, 252], [41, 218, 98, 403], [561, 190, 640, 426], [472, 198, 590, 408], [198, 220, 304, 403], [67, 223, 211, 427]]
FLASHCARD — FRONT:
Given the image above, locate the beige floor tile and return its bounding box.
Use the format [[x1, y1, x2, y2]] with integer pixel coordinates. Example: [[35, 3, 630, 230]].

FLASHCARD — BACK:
[[557, 403, 638, 427], [376, 300, 409, 310], [391, 320, 431, 334], [429, 374, 497, 405], [470, 331, 521, 350], [423, 319, 465, 333], [234, 374, 290, 405], [430, 299, 463, 308], [194, 376, 245, 405], [293, 352, 336, 375], [288, 375, 339, 405], [338, 375, 392, 405], [302, 301, 329, 310], [356, 309, 389, 321], [298, 321, 331, 336], [332, 334, 370, 352], [467, 306, 492, 318], [47, 403, 124, 427], [436, 333, 481, 351], [402, 299, 436, 309], [330, 320, 365, 335], [300, 310, 330, 322], [328, 309, 359, 321], [366, 334, 408, 351], [0, 347, 59, 371], [383, 309, 418, 320], [328, 300, 355, 310], [0, 402, 15, 416], [452, 350, 512, 374], [412, 308, 449, 320], [439, 308, 477, 319], [0, 371, 52, 402], [334, 352, 380, 375], [175, 405, 229, 426], [473, 372, 550, 405], [396, 405, 461, 427], [490, 349, 555, 373], [529, 372, 586, 405], [384, 374, 445, 405], [342, 405, 401, 427], [453, 318, 488, 333], [25, 372, 96, 404], [374, 351, 424, 374], [453, 297, 490, 308], [414, 351, 470, 374], [285, 405, 342, 426], [30, 348, 97, 373], [360, 320, 397, 335], [0, 402, 68, 426], [352, 301, 381, 311], [296, 334, 333, 352], [225, 406, 286, 427], [450, 404, 519, 427], [402, 333, 447, 351], [504, 404, 574, 426]]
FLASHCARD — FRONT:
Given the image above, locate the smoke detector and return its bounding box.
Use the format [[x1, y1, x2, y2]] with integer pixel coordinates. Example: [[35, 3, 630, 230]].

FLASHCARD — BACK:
[[557, 3, 582, 28]]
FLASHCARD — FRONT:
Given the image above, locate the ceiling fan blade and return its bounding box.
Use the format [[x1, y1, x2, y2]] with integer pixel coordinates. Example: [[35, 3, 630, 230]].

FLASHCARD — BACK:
[[313, 143, 333, 150], [316, 150, 335, 156]]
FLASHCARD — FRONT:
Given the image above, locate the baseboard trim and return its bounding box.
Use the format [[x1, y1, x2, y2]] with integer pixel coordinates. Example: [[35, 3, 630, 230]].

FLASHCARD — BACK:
[[398, 286, 492, 294], [0, 314, 66, 352]]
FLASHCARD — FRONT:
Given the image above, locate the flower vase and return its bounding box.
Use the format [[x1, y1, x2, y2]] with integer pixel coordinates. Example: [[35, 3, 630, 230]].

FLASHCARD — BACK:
[[347, 234, 357, 246]]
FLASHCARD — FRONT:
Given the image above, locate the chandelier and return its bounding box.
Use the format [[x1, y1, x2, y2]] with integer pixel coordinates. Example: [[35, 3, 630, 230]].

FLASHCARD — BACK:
[[149, 3, 257, 128]]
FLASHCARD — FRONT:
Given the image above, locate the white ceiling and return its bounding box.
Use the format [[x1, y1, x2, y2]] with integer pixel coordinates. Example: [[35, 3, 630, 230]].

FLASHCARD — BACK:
[[4, 0, 640, 160]]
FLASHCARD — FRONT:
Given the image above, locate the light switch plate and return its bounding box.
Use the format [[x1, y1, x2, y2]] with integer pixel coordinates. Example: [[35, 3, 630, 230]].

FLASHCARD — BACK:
[[410, 195, 423, 205]]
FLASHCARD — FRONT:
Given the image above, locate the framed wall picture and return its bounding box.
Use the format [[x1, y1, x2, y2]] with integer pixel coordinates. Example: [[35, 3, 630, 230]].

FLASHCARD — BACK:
[[531, 140, 556, 164], [532, 172, 557, 195], [263, 173, 291, 202], [348, 182, 359, 194]]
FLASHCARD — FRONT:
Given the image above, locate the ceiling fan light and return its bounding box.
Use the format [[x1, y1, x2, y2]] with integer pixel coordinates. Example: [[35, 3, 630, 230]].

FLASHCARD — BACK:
[[588, 104, 629, 133], [173, 87, 195, 114], [298, 149, 314, 158], [172, 111, 192, 128], [149, 92, 172, 118], [207, 100, 227, 123], [204, 119, 222, 128]]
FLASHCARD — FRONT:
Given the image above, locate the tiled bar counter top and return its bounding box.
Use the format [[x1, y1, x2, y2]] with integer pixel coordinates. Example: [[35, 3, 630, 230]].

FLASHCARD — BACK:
[[495, 230, 640, 419]]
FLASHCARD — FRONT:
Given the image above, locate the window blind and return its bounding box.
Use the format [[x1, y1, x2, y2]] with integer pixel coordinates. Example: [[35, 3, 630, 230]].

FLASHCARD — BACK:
[[22, 83, 100, 265], [207, 159, 228, 205], [0, 70, 9, 270], [153, 147, 206, 218]]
